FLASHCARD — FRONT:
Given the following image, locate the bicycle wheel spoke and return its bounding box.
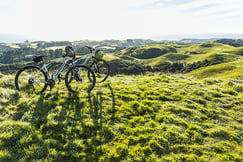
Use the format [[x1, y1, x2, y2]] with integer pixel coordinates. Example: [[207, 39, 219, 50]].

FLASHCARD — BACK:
[[15, 66, 47, 94], [65, 65, 96, 93], [90, 60, 109, 83]]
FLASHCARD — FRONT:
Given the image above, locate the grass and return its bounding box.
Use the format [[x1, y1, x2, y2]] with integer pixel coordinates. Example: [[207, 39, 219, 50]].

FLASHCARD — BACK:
[[2, 41, 243, 79], [45, 46, 66, 50], [5, 44, 21, 49], [0, 72, 243, 161], [108, 42, 243, 75], [1, 41, 243, 161], [187, 59, 243, 79]]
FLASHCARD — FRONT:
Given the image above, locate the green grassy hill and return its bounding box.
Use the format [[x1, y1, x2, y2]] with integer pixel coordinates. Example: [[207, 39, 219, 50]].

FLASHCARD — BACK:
[[112, 42, 241, 65], [1, 40, 243, 78], [0, 72, 243, 161], [187, 59, 243, 79], [0, 39, 158, 52], [106, 42, 243, 77], [1, 40, 243, 161]]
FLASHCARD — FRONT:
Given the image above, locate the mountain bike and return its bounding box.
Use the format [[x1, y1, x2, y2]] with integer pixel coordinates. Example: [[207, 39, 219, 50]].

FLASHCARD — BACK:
[[15, 54, 96, 94], [48, 46, 109, 84]]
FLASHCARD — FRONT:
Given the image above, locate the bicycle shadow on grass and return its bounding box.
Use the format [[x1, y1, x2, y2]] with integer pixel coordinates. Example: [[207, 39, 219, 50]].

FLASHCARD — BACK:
[[5, 83, 116, 161], [92, 83, 116, 120], [51, 83, 116, 161]]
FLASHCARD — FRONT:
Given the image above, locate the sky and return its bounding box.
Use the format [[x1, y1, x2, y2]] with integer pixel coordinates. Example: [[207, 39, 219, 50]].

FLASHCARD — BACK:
[[0, 0, 243, 41]]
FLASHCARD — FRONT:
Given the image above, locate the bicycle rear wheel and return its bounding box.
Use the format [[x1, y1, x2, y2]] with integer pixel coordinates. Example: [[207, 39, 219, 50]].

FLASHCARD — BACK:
[[15, 65, 48, 94], [89, 59, 109, 83], [65, 65, 96, 93]]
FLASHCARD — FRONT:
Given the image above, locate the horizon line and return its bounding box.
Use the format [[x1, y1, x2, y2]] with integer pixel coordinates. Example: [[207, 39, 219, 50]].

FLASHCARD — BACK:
[[1, 33, 243, 43]]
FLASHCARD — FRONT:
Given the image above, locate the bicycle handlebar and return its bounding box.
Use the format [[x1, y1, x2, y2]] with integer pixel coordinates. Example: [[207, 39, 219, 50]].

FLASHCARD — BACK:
[[85, 46, 95, 52]]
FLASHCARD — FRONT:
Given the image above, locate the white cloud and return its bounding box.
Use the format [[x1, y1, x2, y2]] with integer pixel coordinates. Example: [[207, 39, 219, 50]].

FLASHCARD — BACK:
[[140, 0, 243, 35], [188, 0, 243, 17]]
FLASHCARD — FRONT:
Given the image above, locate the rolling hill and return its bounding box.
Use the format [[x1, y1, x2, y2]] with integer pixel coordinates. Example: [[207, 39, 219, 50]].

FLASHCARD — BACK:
[[105, 42, 243, 78], [1, 40, 243, 79], [0, 72, 243, 161], [1, 38, 243, 161]]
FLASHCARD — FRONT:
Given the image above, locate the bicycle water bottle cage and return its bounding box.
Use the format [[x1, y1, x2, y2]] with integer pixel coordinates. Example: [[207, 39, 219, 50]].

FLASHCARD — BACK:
[[33, 55, 47, 62]]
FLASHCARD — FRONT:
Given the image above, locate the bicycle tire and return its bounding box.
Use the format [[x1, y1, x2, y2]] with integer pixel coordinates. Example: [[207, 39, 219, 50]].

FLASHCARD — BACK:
[[89, 59, 109, 83], [15, 65, 48, 94], [65, 65, 96, 93]]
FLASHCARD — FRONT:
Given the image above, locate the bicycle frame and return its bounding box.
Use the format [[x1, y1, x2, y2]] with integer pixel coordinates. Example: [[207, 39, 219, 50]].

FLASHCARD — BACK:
[[30, 52, 93, 84], [36, 49, 98, 85], [41, 56, 73, 81], [73, 52, 94, 65]]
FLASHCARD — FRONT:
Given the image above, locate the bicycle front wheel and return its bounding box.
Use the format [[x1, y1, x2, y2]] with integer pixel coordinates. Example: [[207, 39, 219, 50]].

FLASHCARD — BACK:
[[65, 65, 96, 93], [89, 59, 109, 83], [15, 65, 48, 94]]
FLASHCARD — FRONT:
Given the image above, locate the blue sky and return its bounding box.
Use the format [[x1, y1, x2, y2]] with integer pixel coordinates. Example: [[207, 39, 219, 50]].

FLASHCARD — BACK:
[[0, 0, 243, 41]]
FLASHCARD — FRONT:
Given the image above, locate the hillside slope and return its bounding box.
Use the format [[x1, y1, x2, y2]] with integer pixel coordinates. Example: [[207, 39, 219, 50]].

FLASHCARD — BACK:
[[187, 59, 243, 79], [107, 42, 243, 77], [0, 73, 243, 161], [1, 41, 243, 78]]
